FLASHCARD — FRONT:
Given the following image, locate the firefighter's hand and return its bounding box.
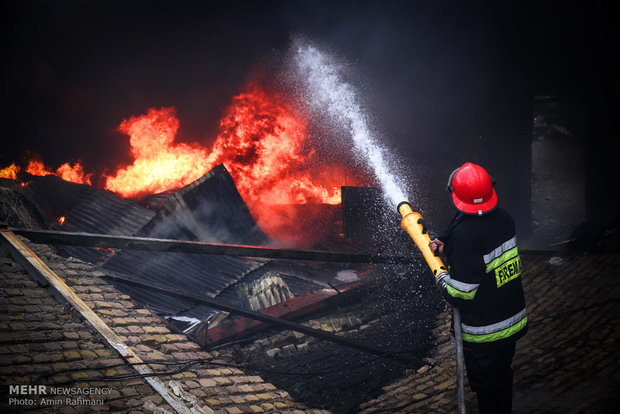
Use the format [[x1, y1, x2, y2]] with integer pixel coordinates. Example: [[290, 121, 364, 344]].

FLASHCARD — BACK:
[[429, 238, 444, 254]]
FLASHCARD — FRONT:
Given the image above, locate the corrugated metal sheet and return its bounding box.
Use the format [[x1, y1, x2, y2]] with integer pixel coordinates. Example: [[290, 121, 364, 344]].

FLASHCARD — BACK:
[[60, 188, 156, 263], [22, 174, 155, 264], [22, 166, 270, 322], [97, 165, 269, 319], [101, 165, 267, 303], [148, 164, 268, 245], [102, 249, 261, 299]]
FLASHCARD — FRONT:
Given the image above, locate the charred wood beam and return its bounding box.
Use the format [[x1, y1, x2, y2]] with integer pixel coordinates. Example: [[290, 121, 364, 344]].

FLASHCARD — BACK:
[[102, 269, 415, 363], [10, 228, 418, 264]]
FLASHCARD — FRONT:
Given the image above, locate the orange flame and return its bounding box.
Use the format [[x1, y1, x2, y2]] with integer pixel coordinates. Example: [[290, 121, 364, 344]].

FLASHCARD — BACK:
[[58, 216, 65, 225], [211, 84, 343, 206], [56, 162, 93, 185], [5, 83, 363, 246], [104, 107, 211, 197], [26, 160, 54, 176], [209, 85, 355, 245], [25, 159, 92, 185], [0, 163, 20, 180], [102, 84, 358, 244]]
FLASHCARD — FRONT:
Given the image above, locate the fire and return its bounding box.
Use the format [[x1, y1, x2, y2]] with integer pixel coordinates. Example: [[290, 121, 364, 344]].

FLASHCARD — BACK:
[[55, 162, 93, 185], [211, 84, 343, 206], [104, 107, 211, 197], [102, 84, 357, 244], [4, 82, 365, 246], [208, 84, 355, 245], [25, 159, 92, 185], [104, 85, 344, 206], [26, 159, 54, 176], [0, 163, 20, 180], [58, 216, 66, 225]]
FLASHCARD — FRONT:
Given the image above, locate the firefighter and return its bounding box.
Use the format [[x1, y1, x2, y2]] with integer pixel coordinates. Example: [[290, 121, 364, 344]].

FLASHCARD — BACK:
[[429, 162, 527, 414]]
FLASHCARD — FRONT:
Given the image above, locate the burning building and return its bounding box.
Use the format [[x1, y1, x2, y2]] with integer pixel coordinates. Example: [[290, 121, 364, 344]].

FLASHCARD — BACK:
[[1, 2, 619, 410], [3, 152, 619, 413], [1, 150, 444, 412]]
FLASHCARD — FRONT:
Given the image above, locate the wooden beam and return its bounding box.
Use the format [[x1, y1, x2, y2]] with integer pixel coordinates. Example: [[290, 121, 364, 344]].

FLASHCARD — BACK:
[[0, 229, 208, 414]]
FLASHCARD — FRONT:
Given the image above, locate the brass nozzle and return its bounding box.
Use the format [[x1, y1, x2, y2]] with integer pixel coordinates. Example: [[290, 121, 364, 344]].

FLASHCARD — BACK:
[[397, 200, 448, 279]]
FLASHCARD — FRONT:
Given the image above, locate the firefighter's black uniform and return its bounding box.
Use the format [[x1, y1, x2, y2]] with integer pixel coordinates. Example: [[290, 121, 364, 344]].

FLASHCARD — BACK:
[[437, 207, 527, 414]]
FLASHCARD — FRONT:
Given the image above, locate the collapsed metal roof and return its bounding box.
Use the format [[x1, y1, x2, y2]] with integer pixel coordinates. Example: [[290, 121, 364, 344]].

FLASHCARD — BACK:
[[100, 164, 271, 319], [12, 165, 388, 337], [20, 165, 271, 322]]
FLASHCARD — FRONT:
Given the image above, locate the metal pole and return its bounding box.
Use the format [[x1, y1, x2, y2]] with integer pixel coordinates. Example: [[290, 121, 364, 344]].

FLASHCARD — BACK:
[[452, 307, 467, 414], [102, 270, 416, 364], [9, 228, 417, 264]]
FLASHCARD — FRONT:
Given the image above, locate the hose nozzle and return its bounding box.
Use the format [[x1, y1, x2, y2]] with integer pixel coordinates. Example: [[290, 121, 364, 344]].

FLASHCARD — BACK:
[[397, 201, 448, 280]]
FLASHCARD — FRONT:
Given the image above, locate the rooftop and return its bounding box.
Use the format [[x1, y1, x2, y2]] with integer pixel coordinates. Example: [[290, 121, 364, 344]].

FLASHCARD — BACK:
[[2, 170, 619, 413]]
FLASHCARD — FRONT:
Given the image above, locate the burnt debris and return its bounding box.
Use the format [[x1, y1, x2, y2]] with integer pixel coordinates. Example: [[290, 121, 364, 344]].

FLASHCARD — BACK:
[[0, 164, 442, 413]]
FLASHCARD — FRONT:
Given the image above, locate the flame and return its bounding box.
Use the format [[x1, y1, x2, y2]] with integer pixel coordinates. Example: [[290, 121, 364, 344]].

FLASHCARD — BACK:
[[94, 246, 116, 260], [56, 162, 93, 185], [208, 84, 355, 245], [5, 83, 364, 246], [0, 163, 20, 180], [103, 84, 358, 244], [25, 159, 92, 185], [26, 159, 54, 176], [211, 84, 343, 206], [104, 107, 211, 197], [58, 216, 65, 225], [104, 86, 345, 206]]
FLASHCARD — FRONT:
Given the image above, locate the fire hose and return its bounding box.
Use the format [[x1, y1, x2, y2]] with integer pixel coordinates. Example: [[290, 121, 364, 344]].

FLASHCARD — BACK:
[[397, 201, 466, 414]]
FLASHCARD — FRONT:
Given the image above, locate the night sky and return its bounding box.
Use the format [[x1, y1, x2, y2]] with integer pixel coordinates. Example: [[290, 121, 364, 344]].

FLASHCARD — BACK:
[[1, 0, 617, 227]]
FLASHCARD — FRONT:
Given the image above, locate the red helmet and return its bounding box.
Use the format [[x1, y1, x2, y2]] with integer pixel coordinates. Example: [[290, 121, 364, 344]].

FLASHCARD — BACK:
[[447, 162, 497, 215]]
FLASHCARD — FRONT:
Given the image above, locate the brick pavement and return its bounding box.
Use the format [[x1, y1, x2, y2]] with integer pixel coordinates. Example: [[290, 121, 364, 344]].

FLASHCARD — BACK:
[[358, 252, 620, 413]]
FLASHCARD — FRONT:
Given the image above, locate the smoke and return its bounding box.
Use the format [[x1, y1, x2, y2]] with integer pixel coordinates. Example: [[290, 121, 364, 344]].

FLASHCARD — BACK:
[[3, 1, 598, 237]]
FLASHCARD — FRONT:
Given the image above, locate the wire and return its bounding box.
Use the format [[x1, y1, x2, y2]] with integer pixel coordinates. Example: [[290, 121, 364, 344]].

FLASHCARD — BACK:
[[44, 360, 205, 386], [37, 354, 392, 386]]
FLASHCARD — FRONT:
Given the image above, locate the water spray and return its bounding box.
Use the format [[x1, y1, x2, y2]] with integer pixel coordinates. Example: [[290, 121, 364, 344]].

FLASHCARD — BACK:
[[295, 44, 407, 207], [295, 43, 466, 413]]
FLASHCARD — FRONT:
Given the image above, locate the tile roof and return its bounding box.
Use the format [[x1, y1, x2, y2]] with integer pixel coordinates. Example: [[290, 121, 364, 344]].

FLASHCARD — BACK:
[[14, 166, 271, 325], [0, 237, 330, 413]]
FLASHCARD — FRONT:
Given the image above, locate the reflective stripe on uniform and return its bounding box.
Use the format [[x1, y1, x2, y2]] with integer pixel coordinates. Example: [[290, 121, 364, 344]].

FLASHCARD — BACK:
[[483, 236, 522, 288], [483, 237, 517, 267], [461, 308, 527, 343], [442, 275, 479, 300]]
